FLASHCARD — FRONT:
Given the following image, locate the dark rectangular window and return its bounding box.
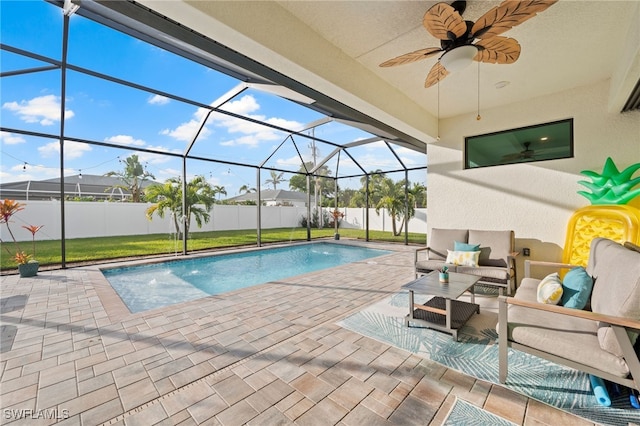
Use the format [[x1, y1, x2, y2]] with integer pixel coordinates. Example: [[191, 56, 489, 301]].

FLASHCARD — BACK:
[[464, 118, 574, 169]]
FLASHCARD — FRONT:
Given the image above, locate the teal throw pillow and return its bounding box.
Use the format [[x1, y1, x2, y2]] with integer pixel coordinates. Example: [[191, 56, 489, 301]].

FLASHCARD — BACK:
[[561, 267, 593, 309], [454, 241, 480, 252]]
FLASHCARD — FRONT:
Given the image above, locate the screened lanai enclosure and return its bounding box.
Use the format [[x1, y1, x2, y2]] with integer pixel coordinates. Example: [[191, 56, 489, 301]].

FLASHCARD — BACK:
[[0, 0, 427, 270]]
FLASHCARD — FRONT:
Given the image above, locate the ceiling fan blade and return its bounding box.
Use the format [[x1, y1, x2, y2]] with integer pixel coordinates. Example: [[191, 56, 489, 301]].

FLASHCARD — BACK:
[[423, 3, 467, 41], [471, 0, 558, 40], [379, 47, 442, 67], [425, 62, 449, 88], [502, 151, 535, 162], [501, 152, 524, 161], [474, 36, 521, 64]]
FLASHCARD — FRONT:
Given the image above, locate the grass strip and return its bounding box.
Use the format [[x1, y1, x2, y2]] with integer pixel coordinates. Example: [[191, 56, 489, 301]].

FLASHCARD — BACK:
[[1, 228, 425, 270]]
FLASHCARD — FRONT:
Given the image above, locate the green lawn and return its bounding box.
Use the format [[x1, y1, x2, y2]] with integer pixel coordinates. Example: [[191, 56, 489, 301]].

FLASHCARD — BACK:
[[1, 228, 426, 271]]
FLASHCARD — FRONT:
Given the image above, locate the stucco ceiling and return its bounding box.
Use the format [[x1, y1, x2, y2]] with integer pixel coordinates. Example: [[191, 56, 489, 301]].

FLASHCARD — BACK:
[[136, 0, 639, 144], [275, 0, 636, 118]]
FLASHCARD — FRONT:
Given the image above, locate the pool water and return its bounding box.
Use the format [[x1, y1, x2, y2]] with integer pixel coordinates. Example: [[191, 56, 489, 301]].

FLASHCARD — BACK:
[[102, 243, 391, 313]]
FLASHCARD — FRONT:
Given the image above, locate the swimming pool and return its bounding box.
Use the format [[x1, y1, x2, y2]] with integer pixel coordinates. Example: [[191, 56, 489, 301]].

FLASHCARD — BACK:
[[102, 243, 391, 313]]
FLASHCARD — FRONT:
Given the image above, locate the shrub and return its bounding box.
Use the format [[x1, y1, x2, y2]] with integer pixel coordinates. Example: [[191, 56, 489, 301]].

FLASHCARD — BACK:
[[299, 209, 332, 228]]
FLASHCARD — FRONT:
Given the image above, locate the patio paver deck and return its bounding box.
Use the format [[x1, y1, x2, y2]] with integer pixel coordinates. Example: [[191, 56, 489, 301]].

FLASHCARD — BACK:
[[1, 241, 594, 425]]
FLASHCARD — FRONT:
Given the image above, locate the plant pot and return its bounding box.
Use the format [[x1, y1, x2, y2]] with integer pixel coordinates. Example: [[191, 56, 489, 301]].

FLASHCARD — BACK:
[[18, 261, 39, 277], [439, 272, 449, 283], [334, 233, 340, 240]]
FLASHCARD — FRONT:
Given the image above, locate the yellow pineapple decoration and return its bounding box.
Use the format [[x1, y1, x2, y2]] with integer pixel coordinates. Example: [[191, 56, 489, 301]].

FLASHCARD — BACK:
[[563, 157, 640, 267]]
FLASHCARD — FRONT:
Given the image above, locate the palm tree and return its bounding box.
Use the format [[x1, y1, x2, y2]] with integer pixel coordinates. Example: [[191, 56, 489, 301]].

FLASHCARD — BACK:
[[104, 154, 155, 202], [289, 162, 333, 195], [145, 175, 216, 239], [238, 185, 256, 194], [409, 182, 427, 208], [359, 170, 387, 206], [265, 170, 286, 190], [346, 170, 387, 207], [213, 185, 227, 201], [374, 178, 416, 236]]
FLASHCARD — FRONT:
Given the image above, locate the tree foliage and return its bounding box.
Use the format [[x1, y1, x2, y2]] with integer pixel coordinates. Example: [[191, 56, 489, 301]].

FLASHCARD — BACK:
[[373, 177, 416, 236], [264, 170, 286, 190], [144, 175, 217, 239], [104, 154, 155, 202], [266, 161, 426, 236], [288, 162, 335, 204], [238, 184, 256, 194]]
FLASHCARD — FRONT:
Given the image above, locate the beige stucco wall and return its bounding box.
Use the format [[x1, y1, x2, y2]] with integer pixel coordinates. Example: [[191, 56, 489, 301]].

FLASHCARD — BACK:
[[428, 79, 640, 268]]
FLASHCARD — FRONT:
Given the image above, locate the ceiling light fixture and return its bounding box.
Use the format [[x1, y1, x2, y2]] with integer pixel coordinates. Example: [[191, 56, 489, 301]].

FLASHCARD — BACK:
[[439, 45, 478, 73]]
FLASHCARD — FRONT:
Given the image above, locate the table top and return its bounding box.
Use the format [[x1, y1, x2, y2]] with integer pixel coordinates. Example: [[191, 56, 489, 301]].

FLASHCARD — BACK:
[[401, 271, 480, 299]]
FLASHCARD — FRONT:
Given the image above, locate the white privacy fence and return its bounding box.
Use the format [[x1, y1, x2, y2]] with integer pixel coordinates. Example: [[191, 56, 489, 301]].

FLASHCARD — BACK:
[[1, 200, 427, 242]]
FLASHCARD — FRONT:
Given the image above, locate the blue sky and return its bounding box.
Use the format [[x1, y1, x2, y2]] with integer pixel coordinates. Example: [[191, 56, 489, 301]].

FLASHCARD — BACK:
[[1, 1, 426, 195]]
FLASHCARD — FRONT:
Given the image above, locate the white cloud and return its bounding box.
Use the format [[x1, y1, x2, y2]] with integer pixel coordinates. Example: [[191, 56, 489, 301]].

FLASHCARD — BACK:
[[206, 175, 222, 186], [391, 146, 426, 167], [135, 145, 180, 165], [2, 94, 74, 126], [161, 95, 302, 148], [104, 135, 146, 147], [276, 155, 308, 167], [219, 134, 269, 148], [100, 136, 179, 165], [0, 131, 26, 145], [358, 153, 401, 169], [211, 99, 302, 147], [148, 94, 170, 105], [399, 155, 420, 166], [395, 146, 422, 155], [160, 119, 211, 142], [193, 107, 210, 121], [0, 159, 67, 183], [215, 115, 265, 136], [38, 140, 92, 159], [363, 140, 388, 151], [220, 95, 260, 115], [155, 167, 182, 180], [337, 156, 358, 172], [336, 154, 401, 173], [266, 116, 303, 131]]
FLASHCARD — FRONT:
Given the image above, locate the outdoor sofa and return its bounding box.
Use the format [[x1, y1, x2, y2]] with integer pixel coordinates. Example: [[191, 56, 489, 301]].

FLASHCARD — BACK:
[[498, 238, 640, 392], [414, 228, 517, 295]]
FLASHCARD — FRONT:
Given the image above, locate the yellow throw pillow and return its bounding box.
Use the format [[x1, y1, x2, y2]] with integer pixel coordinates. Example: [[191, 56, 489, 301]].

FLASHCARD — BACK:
[[537, 273, 563, 304], [445, 250, 481, 267]]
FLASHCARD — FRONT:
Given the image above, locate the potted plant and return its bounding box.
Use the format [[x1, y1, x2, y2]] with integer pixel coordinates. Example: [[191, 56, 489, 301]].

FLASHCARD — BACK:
[[331, 209, 344, 240], [438, 265, 449, 283], [0, 199, 43, 277]]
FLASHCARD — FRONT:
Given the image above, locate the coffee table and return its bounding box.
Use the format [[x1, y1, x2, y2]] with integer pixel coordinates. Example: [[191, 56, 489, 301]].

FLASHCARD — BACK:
[[402, 271, 480, 341]]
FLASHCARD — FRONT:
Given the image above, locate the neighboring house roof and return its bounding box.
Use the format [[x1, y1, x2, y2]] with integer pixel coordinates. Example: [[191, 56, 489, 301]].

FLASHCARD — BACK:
[[0, 174, 158, 201], [225, 189, 316, 204]]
